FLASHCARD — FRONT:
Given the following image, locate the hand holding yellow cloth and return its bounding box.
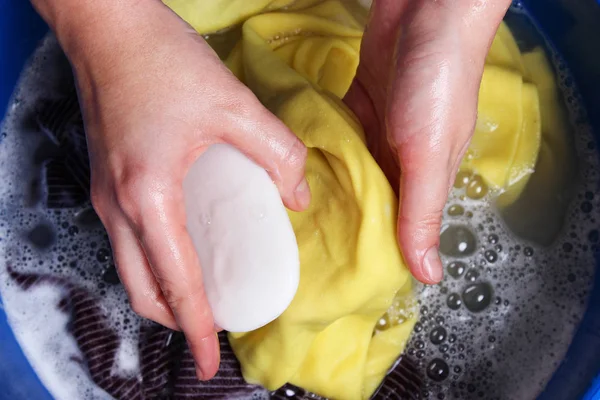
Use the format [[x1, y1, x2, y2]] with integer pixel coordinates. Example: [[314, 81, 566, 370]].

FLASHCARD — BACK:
[[164, 0, 569, 397]]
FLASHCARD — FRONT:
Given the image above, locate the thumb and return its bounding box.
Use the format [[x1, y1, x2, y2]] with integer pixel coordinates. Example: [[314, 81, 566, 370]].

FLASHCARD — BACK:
[[387, 1, 510, 284], [390, 47, 477, 284], [220, 88, 311, 212], [396, 138, 459, 284]]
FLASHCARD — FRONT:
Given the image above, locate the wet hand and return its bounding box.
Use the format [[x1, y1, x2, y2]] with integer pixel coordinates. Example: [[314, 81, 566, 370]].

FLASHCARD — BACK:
[[345, 0, 510, 284], [43, 0, 310, 380]]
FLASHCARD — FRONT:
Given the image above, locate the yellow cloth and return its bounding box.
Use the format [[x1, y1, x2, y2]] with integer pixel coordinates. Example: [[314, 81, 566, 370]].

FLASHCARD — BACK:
[[462, 23, 543, 204], [496, 46, 577, 244], [164, 0, 565, 397], [224, 4, 416, 399], [467, 23, 572, 210], [167, 1, 416, 399]]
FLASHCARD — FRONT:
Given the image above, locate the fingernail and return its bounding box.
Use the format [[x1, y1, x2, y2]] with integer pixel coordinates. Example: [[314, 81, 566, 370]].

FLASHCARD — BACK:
[[294, 179, 311, 210], [194, 361, 204, 381], [423, 246, 443, 284], [194, 333, 219, 381]]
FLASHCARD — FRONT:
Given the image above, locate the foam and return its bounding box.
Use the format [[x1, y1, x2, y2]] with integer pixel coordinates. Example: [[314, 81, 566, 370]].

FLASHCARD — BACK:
[[112, 335, 140, 378], [0, 35, 140, 400], [0, 276, 112, 400]]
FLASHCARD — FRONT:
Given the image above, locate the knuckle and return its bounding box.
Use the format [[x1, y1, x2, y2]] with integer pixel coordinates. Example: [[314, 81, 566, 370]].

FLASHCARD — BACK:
[[113, 169, 166, 223], [156, 276, 187, 312], [128, 294, 152, 320], [417, 211, 444, 229], [128, 285, 167, 323], [282, 137, 308, 174], [158, 276, 210, 320], [398, 210, 443, 236], [90, 184, 108, 215], [218, 85, 257, 118]]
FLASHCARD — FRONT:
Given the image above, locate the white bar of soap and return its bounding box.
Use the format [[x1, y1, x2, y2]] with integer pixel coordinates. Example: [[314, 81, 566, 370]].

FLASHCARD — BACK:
[[183, 144, 300, 333]]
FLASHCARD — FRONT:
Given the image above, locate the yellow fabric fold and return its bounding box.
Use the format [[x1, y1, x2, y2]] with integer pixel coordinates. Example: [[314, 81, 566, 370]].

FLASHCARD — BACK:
[[224, 5, 415, 399], [165, 2, 415, 398]]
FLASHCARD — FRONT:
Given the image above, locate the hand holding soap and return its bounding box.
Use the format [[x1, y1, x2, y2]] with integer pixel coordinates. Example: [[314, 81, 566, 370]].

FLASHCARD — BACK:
[[183, 144, 300, 333]]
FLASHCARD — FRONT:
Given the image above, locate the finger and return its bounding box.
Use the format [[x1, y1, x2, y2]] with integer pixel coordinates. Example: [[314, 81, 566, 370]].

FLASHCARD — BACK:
[[220, 88, 311, 212], [386, 44, 476, 284], [125, 180, 219, 380], [389, 61, 476, 285], [396, 137, 455, 284], [104, 217, 179, 331]]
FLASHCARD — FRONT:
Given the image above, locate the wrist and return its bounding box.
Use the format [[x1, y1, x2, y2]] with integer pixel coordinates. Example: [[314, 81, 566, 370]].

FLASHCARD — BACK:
[[401, 0, 512, 61], [31, 0, 166, 65], [412, 0, 512, 42]]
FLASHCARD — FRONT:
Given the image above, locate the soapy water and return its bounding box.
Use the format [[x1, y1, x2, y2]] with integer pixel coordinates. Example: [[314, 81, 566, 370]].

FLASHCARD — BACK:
[[0, 5, 598, 400]]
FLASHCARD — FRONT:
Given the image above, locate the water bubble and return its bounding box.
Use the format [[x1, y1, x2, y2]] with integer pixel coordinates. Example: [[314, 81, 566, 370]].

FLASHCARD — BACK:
[[588, 230, 599, 243], [26, 223, 55, 250], [466, 175, 488, 200], [102, 265, 121, 285], [414, 322, 423, 333], [430, 327, 447, 345], [487, 234, 499, 244], [562, 242, 573, 253], [495, 244, 503, 253], [427, 358, 450, 382], [462, 282, 493, 312], [524, 247, 534, 257], [95, 248, 110, 263], [448, 204, 465, 216], [416, 350, 425, 359], [581, 201, 593, 213], [440, 225, 477, 257], [447, 261, 466, 279], [454, 171, 471, 188], [567, 273, 576, 282], [447, 293, 462, 310], [440, 343, 449, 353], [465, 269, 480, 282], [415, 340, 425, 349], [448, 334, 457, 343], [484, 250, 498, 263], [585, 191, 594, 200]]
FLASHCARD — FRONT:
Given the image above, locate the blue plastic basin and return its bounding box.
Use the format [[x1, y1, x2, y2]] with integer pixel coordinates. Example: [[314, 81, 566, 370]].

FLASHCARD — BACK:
[[1, 0, 600, 399]]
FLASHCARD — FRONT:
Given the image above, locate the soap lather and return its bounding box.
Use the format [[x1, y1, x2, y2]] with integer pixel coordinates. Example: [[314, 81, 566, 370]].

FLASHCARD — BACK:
[[183, 144, 300, 333]]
